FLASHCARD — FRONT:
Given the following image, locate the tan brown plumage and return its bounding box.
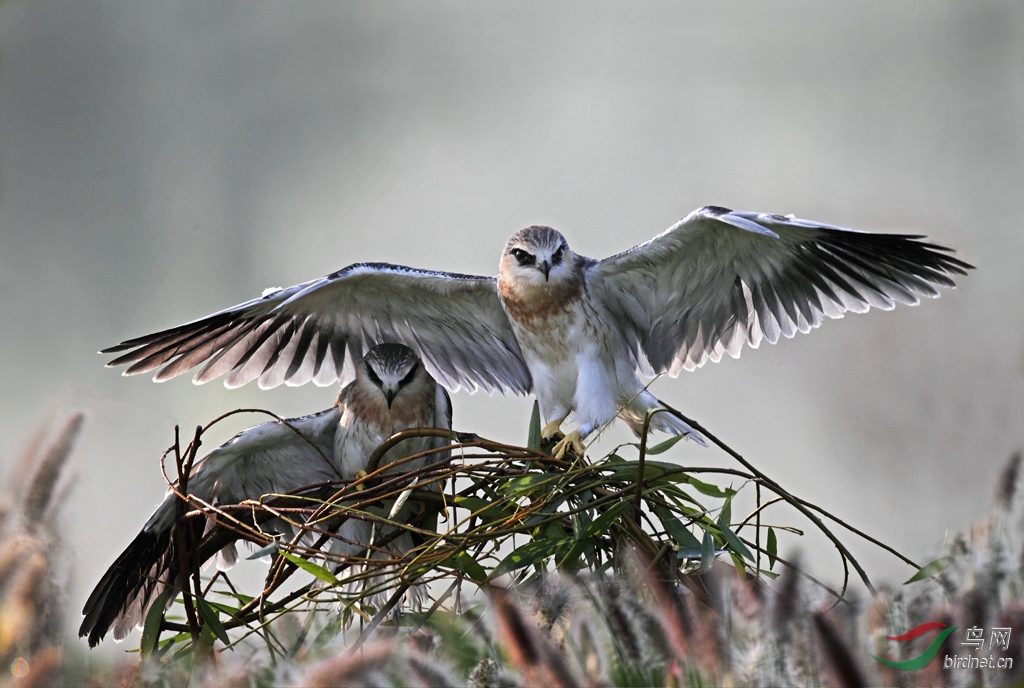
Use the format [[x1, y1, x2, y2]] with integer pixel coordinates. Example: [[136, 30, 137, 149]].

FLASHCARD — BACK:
[[79, 343, 451, 646]]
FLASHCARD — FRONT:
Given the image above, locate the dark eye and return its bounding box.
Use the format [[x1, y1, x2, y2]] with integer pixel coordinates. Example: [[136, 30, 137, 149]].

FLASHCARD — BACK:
[[365, 365, 382, 386], [551, 247, 564, 265], [511, 248, 535, 266], [398, 362, 418, 387]]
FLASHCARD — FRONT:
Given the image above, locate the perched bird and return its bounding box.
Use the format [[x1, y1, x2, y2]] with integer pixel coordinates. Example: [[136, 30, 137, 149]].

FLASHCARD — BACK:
[[79, 343, 451, 647], [102, 206, 970, 457]]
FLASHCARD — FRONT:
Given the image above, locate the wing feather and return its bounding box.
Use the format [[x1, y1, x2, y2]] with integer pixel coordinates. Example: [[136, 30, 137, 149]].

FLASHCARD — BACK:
[[184, 406, 344, 505], [590, 206, 971, 375], [150, 323, 241, 382], [280, 317, 318, 385], [104, 263, 531, 393]]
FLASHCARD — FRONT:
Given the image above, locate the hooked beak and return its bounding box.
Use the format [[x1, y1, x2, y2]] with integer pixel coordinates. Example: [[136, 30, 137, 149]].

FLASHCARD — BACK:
[[384, 388, 397, 408], [539, 260, 550, 281]]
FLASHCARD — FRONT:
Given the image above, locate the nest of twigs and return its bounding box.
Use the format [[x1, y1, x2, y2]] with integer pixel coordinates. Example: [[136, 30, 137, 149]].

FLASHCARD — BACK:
[[143, 402, 920, 668]]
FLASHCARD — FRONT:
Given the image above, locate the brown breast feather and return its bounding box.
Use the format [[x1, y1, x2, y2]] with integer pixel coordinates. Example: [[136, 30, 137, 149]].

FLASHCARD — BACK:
[[498, 265, 585, 327]]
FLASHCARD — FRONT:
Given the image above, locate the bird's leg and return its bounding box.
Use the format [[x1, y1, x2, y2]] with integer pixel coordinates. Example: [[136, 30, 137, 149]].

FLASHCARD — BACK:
[[551, 430, 585, 459], [540, 406, 570, 441], [541, 420, 565, 441]]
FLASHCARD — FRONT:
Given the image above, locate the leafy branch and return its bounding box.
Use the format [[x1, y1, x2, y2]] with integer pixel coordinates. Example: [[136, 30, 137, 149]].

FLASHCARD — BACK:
[[139, 402, 917, 668]]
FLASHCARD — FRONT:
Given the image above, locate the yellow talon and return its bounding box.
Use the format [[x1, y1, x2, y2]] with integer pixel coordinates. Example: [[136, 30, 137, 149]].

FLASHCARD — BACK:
[[551, 430, 585, 459], [354, 469, 368, 490], [541, 420, 564, 441]]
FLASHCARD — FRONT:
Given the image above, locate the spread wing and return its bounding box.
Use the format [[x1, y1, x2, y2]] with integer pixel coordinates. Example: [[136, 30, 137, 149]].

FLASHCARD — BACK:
[[182, 407, 344, 511], [589, 206, 972, 375], [102, 263, 531, 394], [81, 407, 344, 646]]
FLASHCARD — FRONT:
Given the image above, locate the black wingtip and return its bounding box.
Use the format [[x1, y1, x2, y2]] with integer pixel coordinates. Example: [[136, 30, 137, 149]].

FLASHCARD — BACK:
[[79, 528, 173, 647]]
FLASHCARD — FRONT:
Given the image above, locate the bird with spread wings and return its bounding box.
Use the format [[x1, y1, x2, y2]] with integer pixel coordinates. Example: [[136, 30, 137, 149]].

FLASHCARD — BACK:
[[103, 206, 971, 457]]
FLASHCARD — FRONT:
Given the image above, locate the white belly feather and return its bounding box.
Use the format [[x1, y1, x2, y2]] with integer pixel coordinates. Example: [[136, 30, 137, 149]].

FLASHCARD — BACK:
[[509, 298, 623, 436]]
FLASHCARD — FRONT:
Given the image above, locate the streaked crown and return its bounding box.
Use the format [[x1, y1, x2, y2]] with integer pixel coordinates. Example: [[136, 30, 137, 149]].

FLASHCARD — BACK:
[[503, 225, 568, 256], [358, 343, 428, 408], [362, 343, 420, 379]]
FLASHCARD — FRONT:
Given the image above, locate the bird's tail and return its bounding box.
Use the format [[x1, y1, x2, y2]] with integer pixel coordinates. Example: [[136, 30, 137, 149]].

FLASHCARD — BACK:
[[619, 390, 708, 447], [79, 526, 174, 647], [79, 504, 207, 647]]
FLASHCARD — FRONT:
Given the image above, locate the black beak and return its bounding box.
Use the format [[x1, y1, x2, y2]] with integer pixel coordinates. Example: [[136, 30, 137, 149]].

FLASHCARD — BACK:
[[540, 260, 550, 281], [385, 390, 396, 408]]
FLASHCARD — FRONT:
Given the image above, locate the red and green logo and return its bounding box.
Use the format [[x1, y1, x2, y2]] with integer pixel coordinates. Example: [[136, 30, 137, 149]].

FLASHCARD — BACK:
[[872, 622, 958, 671]]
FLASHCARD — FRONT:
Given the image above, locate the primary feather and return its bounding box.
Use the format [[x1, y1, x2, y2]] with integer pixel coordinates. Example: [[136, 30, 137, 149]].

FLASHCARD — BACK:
[[590, 207, 971, 375], [101, 206, 970, 446], [103, 264, 530, 394]]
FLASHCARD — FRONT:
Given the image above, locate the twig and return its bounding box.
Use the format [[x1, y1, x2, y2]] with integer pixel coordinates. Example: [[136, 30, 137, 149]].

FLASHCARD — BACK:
[[171, 426, 201, 645], [658, 403, 877, 596]]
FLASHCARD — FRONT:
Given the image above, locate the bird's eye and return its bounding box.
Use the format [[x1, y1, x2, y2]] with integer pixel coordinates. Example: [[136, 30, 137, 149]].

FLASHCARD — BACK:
[[511, 249, 535, 266], [552, 247, 564, 265], [365, 366, 382, 386], [398, 363, 418, 387]]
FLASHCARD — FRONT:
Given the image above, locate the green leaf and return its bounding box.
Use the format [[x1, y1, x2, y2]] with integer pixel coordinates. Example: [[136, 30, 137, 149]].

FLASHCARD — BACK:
[[904, 556, 951, 584], [247, 540, 279, 560], [454, 496, 490, 511], [719, 499, 732, 528], [729, 551, 747, 579], [141, 588, 176, 658], [214, 590, 254, 606], [279, 551, 341, 586], [642, 433, 688, 456], [491, 537, 570, 579], [500, 473, 557, 496], [454, 496, 513, 525], [658, 485, 707, 512], [604, 461, 691, 485], [698, 529, 716, 574], [688, 477, 734, 499], [195, 596, 231, 647], [717, 519, 754, 562], [158, 632, 192, 651], [524, 495, 568, 528], [545, 522, 567, 541], [571, 510, 593, 539], [527, 401, 541, 452], [197, 623, 217, 654], [767, 527, 778, 570], [456, 551, 487, 584], [204, 600, 240, 616], [652, 505, 702, 551], [559, 501, 629, 568]]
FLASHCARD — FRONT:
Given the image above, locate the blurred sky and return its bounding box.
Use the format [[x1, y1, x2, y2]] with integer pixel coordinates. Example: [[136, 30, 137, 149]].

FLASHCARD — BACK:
[[1, 1, 1023, 650]]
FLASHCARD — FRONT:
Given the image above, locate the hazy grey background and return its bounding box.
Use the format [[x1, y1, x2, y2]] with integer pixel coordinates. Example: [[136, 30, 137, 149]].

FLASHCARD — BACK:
[[1, 1, 1022, 649]]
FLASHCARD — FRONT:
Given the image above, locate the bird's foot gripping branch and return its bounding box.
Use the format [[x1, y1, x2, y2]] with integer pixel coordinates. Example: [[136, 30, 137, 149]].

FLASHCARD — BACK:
[[124, 403, 919, 670]]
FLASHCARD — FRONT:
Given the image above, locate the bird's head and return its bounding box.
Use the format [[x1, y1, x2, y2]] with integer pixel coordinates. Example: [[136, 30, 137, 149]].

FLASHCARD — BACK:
[[499, 226, 577, 287], [358, 343, 428, 409]]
